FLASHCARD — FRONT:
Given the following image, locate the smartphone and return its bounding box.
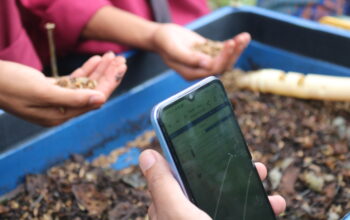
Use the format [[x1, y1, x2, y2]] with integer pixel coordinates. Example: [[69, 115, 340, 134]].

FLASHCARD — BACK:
[[151, 76, 276, 220]]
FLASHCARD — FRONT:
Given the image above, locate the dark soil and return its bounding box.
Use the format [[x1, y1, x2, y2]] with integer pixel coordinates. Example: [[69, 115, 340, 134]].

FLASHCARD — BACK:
[[0, 154, 150, 220]]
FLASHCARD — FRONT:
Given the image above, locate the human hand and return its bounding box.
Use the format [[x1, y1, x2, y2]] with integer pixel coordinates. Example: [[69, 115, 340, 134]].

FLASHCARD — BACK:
[[139, 149, 286, 220], [0, 52, 126, 126], [69, 52, 127, 98], [151, 24, 251, 80]]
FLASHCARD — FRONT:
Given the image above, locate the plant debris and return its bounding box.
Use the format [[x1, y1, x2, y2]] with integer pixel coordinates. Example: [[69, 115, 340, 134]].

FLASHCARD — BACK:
[[92, 130, 156, 168], [0, 153, 150, 219]]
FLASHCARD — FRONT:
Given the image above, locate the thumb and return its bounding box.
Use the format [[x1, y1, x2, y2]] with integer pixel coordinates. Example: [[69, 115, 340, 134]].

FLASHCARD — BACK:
[[44, 86, 106, 108], [139, 150, 188, 206]]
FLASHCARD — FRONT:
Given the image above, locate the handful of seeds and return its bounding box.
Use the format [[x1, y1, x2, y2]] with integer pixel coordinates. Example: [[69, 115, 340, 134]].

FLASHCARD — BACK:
[[192, 39, 224, 57], [56, 77, 98, 90]]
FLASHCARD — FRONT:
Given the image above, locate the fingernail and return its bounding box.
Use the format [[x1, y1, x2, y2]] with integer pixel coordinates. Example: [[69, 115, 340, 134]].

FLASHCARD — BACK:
[[106, 51, 115, 58], [88, 95, 104, 106], [140, 151, 156, 172], [116, 69, 125, 79], [116, 76, 123, 82]]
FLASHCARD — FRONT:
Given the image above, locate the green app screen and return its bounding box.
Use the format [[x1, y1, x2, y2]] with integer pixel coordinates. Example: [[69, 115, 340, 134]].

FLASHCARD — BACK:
[[160, 81, 275, 220]]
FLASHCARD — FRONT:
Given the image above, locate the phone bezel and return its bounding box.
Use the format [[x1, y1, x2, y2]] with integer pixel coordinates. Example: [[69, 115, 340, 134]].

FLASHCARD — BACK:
[[151, 76, 276, 219]]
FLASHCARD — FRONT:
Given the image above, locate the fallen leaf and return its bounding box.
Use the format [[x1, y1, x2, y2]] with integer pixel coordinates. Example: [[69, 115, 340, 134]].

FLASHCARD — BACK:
[[300, 171, 324, 193], [72, 183, 108, 216], [279, 166, 300, 195]]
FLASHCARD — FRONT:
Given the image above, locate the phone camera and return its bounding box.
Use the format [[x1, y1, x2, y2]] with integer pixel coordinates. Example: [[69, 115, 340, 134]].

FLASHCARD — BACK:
[[188, 93, 195, 101]]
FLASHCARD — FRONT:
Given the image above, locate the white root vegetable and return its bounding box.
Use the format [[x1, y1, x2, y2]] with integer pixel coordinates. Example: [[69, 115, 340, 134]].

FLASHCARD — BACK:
[[233, 69, 350, 101]]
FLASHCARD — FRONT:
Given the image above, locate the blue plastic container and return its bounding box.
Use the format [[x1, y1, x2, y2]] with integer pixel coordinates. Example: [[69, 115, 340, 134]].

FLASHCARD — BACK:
[[343, 212, 350, 220], [1, 6, 350, 196]]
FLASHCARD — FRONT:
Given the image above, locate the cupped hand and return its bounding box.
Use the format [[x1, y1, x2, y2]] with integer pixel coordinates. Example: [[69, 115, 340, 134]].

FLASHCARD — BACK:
[[151, 24, 251, 80], [139, 149, 286, 220], [0, 52, 126, 126], [70, 51, 127, 98]]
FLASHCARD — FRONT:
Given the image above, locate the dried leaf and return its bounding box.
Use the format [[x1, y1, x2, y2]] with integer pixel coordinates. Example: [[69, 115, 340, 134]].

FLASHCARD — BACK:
[[279, 166, 300, 195], [300, 171, 324, 193], [25, 174, 48, 195], [108, 202, 133, 220], [0, 205, 9, 214], [72, 183, 108, 216], [269, 168, 282, 190], [122, 171, 147, 189], [324, 183, 338, 200]]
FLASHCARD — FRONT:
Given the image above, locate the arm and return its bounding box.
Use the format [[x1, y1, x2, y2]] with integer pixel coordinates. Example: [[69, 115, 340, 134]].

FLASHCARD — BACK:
[[82, 6, 159, 51], [82, 6, 251, 80]]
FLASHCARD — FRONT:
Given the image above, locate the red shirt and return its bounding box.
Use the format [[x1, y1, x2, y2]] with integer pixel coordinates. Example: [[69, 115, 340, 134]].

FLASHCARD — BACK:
[[0, 0, 42, 69], [20, 0, 210, 66]]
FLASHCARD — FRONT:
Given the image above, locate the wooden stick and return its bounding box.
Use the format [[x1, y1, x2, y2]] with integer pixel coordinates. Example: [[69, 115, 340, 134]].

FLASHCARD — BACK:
[[45, 23, 59, 78]]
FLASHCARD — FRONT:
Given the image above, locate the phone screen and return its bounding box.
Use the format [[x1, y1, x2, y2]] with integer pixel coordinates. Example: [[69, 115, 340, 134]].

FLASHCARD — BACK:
[[158, 80, 275, 220]]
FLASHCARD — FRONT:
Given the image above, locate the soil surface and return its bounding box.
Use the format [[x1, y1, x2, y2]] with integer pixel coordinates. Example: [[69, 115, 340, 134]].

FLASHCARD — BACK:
[[222, 71, 350, 220], [0, 156, 150, 220], [0, 131, 158, 220]]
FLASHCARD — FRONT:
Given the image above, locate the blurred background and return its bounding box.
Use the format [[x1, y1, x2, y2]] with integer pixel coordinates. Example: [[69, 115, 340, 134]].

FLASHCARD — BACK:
[[208, 0, 256, 8]]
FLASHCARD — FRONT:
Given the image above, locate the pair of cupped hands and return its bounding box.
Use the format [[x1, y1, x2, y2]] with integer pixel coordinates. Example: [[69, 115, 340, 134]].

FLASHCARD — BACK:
[[0, 24, 250, 126]]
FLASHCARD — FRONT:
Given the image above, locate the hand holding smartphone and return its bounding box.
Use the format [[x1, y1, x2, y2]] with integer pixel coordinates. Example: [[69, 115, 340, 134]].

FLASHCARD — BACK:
[[151, 76, 276, 220]]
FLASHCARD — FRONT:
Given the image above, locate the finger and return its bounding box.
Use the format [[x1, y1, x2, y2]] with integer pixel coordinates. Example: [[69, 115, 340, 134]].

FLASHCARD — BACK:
[[70, 55, 102, 78], [234, 32, 251, 48], [222, 39, 238, 71], [95, 56, 127, 97], [165, 59, 213, 80], [210, 39, 236, 74], [139, 150, 189, 207], [148, 204, 157, 220], [40, 85, 106, 108], [89, 51, 115, 80], [23, 104, 99, 126], [254, 162, 267, 181], [268, 195, 286, 215], [226, 32, 251, 70]]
